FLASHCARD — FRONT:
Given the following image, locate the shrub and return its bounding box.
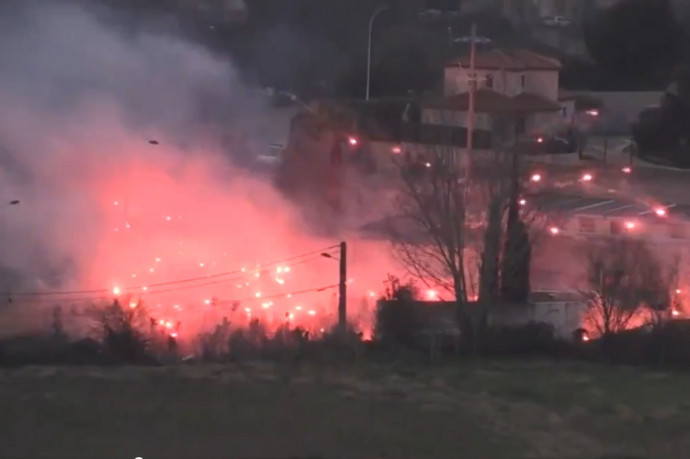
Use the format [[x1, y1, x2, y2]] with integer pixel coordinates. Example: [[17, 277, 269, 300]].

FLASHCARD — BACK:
[[481, 322, 573, 358], [90, 300, 154, 364]]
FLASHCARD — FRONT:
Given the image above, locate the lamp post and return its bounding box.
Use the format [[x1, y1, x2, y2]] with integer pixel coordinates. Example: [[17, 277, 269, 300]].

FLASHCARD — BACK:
[[366, 5, 389, 101]]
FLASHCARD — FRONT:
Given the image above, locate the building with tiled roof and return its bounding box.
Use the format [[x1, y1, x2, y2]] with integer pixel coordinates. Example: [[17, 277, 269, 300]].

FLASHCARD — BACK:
[[422, 48, 574, 145]]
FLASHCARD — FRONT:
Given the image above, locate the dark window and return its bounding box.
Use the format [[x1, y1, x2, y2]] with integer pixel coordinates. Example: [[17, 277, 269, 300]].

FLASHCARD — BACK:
[[485, 74, 494, 89], [521, 74, 526, 89], [579, 217, 595, 233]]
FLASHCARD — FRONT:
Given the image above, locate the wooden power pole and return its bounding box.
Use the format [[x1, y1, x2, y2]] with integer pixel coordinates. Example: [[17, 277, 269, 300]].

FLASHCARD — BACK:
[[464, 23, 477, 182], [338, 241, 347, 331]]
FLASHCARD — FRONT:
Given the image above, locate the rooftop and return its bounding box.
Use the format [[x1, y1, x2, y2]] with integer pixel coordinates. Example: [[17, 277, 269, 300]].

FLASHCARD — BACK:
[[446, 49, 562, 71], [529, 191, 690, 221], [424, 89, 562, 113]]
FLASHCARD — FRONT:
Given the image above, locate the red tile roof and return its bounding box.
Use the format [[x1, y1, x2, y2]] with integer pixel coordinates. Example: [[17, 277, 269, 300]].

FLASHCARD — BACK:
[[424, 89, 562, 113], [446, 49, 561, 71]]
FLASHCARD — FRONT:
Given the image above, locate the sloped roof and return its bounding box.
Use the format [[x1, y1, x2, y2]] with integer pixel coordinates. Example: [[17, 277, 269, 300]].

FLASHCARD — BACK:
[[423, 89, 562, 113], [511, 92, 562, 112], [558, 88, 575, 101], [424, 89, 515, 113], [447, 49, 562, 71]]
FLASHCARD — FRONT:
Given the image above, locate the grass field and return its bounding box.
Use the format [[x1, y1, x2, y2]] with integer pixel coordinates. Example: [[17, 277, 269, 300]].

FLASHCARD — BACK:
[[1, 360, 689, 458]]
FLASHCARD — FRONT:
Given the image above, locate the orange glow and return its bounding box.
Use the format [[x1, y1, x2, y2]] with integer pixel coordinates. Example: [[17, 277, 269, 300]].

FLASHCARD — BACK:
[[582, 334, 590, 342], [348, 136, 358, 146], [676, 289, 682, 295], [672, 309, 680, 317], [530, 173, 542, 182], [425, 289, 439, 300], [622, 166, 632, 174], [536, 137, 544, 143], [654, 208, 667, 217], [519, 198, 526, 206], [549, 226, 560, 235], [112, 286, 121, 296], [581, 173, 593, 182], [624, 221, 636, 230], [391, 145, 402, 154]]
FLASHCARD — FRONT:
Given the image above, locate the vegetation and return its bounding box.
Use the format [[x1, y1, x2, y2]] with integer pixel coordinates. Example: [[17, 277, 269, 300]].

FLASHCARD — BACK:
[[2, 361, 690, 458]]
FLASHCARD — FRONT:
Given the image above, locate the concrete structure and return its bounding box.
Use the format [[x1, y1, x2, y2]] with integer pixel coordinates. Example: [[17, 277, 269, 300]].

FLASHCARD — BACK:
[[487, 291, 587, 340], [422, 49, 573, 143], [377, 290, 588, 342]]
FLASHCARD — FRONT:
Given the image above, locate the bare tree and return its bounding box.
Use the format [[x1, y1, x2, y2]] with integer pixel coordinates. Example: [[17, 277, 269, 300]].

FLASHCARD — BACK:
[[583, 239, 671, 336], [388, 136, 539, 351]]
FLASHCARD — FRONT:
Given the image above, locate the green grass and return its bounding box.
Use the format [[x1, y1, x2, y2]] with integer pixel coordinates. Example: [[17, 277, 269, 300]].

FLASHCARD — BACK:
[[1, 361, 688, 458]]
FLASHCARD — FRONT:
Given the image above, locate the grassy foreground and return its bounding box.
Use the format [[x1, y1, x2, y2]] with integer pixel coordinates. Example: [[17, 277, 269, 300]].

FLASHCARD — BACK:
[[1, 360, 689, 458]]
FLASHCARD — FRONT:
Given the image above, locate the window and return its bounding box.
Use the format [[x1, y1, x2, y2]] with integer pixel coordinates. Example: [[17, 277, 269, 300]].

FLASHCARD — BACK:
[[610, 221, 622, 236], [520, 74, 526, 89], [485, 74, 494, 89], [579, 217, 596, 233]]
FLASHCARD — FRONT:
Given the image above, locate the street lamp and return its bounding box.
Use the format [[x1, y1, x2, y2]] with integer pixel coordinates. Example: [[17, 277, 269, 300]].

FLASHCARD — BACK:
[[366, 5, 389, 101]]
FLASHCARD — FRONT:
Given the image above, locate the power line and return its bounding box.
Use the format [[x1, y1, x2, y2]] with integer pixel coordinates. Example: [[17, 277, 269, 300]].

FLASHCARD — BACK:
[[9, 282, 340, 312], [3, 244, 340, 299]]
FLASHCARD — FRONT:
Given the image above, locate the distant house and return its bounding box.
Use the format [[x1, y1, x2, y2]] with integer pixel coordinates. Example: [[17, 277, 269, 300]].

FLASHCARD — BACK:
[[422, 49, 574, 143]]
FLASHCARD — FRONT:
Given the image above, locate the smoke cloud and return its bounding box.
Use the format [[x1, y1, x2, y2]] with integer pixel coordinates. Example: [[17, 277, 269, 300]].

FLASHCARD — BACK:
[[0, 0, 398, 338]]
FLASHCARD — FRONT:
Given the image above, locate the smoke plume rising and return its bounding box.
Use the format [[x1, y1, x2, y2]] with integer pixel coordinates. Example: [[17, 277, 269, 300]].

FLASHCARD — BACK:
[[0, 0, 398, 339]]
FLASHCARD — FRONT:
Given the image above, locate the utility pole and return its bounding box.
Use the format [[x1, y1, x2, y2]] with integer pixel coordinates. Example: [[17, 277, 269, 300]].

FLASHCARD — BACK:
[[338, 241, 348, 331], [464, 23, 477, 181]]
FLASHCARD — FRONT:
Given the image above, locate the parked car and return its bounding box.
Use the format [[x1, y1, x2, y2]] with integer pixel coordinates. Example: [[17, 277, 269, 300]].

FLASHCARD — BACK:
[[542, 16, 573, 27], [514, 129, 579, 154], [453, 36, 493, 45]]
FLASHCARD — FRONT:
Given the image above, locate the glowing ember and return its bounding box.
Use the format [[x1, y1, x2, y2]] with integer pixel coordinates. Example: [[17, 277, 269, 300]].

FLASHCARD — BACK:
[[530, 173, 542, 182], [112, 286, 121, 296], [348, 136, 358, 146], [622, 166, 632, 174], [425, 289, 439, 300], [549, 226, 560, 235], [672, 309, 680, 317], [676, 289, 682, 295], [654, 208, 667, 217], [624, 221, 636, 230], [391, 145, 402, 154], [581, 173, 593, 182], [519, 199, 526, 206]]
